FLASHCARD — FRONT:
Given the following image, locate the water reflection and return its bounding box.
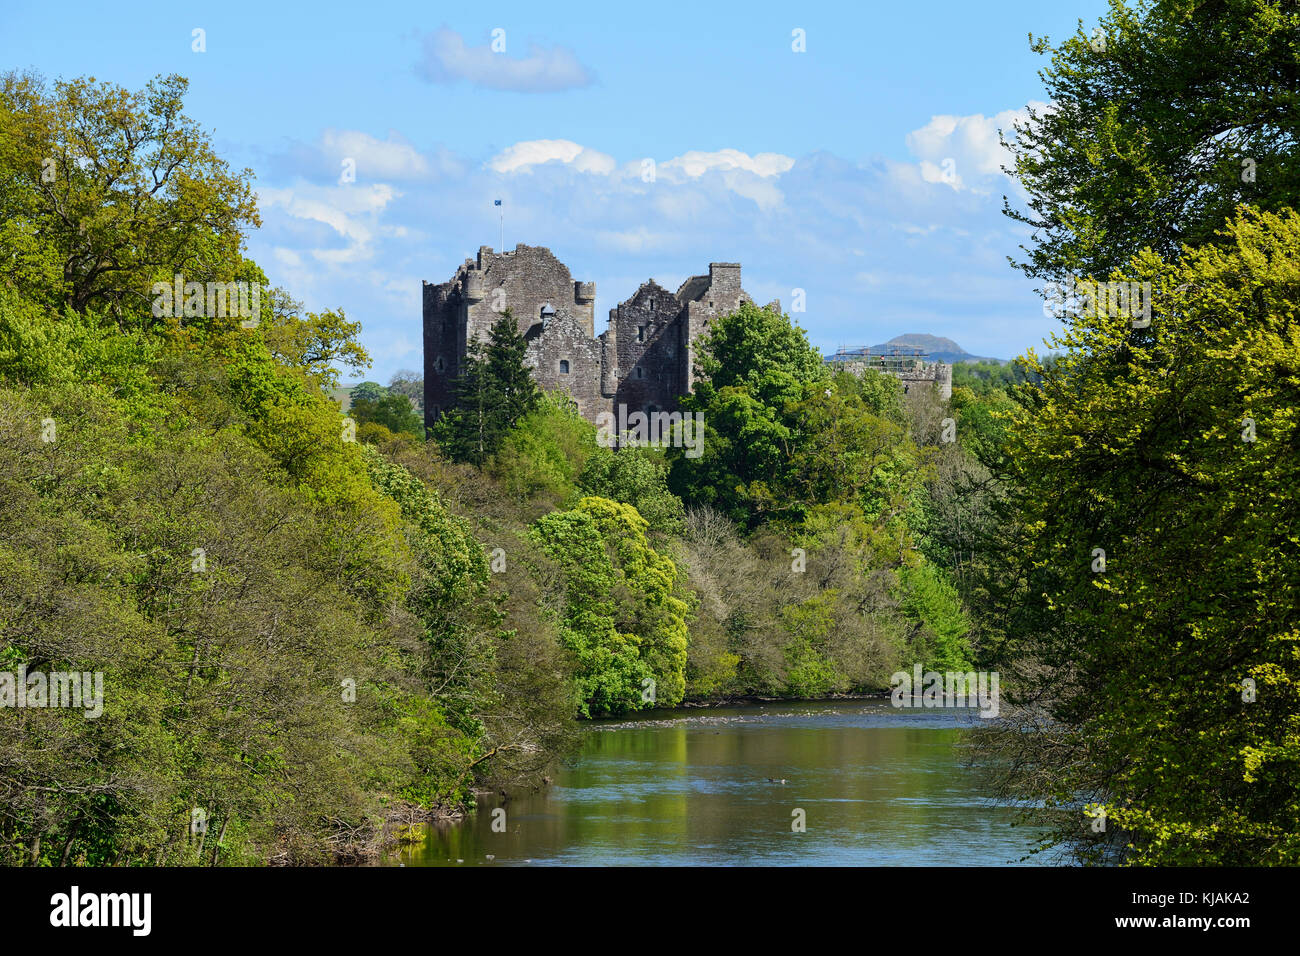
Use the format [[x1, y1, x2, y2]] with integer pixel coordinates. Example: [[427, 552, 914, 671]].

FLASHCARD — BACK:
[[398, 700, 1047, 866]]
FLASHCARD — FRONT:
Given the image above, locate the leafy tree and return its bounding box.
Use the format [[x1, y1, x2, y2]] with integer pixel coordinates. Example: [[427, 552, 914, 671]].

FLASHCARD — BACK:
[[530, 497, 688, 715], [1006, 0, 1300, 284], [669, 302, 829, 525], [350, 381, 387, 405], [387, 369, 423, 407], [979, 207, 1300, 865], [432, 314, 539, 467], [0, 71, 259, 318], [896, 563, 972, 672], [579, 444, 685, 536], [352, 390, 424, 439], [489, 392, 597, 506], [259, 289, 370, 387]]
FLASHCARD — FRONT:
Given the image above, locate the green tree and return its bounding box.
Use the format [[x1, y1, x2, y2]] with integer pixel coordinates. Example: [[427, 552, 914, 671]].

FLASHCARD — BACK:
[[433, 314, 539, 466], [668, 302, 829, 525], [1006, 0, 1300, 284], [979, 208, 1300, 865], [579, 444, 685, 536], [489, 393, 597, 506], [0, 71, 259, 318], [350, 381, 387, 405], [530, 497, 688, 715], [352, 390, 424, 439]]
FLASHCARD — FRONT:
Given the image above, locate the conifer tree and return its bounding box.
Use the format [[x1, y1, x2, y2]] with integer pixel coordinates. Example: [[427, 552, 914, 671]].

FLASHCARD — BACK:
[[433, 312, 539, 466]]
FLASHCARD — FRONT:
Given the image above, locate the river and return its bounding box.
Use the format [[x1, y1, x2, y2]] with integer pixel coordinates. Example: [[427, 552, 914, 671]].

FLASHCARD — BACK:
[[394, 699, 1050, 866]]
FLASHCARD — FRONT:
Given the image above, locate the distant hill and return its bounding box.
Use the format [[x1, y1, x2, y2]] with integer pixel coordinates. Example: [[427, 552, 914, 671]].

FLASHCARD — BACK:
[[868, 334, 1003, 365]]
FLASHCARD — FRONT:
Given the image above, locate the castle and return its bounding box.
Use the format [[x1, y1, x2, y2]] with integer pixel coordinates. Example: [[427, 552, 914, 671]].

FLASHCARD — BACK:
[[422, 244, 950, 432]]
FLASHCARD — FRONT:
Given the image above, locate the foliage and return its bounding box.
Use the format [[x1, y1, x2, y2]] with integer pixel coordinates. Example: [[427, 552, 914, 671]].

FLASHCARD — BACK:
[[529, 497, 688, 715], [978, 207, 1300, 865], [0, 71, 259, 318], [432, 314, 539, 467], [579, 443, 685, 536], [1005, 0, 1300, 284], [352, 390, 425, 439], [488, 392, 597, 507]]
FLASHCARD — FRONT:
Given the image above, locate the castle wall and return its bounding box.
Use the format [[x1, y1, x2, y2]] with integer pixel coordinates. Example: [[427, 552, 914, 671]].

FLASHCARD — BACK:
[[464, 244, 594, 347], [611, 280, 685, 413], [525, 309, 606, 421], [423, 244, 598, 432], [421, 279, 461, 422], [425, 248, 837, 435], [681, 263, 746, 395], [836, 359, 953, 400]]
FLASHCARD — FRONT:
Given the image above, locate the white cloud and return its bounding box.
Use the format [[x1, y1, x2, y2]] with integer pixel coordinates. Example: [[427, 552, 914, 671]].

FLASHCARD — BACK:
[[905, 102, 1047, 192], [490, 139, 616, 175], [258, 183, 401, 264], [659, 149, 795, 179], [416, 27, 592, 92], [320, 129, 431, 180], [248, 113, 1053, 385]]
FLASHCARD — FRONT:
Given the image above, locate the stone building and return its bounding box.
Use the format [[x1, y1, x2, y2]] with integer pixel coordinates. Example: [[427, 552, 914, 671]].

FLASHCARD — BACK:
[[422, 244, 772, 430], [421, 244, 952, 432], [826, 346, 953, 400]]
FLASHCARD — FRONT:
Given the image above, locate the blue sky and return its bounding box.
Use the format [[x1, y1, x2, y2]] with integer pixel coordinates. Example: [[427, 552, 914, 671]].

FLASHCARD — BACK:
[[2, 0, 1110, 381]]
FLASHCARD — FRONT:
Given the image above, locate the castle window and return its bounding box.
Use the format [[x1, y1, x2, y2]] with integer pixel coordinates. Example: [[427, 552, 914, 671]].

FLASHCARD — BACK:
[[634, 366, 644, 380], [559, 359, 570, 374], [649, 299, 655, 310], [637, 325, 646, 343], [433, 356, 446, 373]]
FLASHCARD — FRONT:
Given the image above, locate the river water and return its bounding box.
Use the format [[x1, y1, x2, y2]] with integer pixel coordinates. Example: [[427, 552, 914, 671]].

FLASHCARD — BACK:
[[395, 699, 1050, 866]]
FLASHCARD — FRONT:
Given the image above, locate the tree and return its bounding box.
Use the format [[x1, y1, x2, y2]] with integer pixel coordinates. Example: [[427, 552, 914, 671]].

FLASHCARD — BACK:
[[260, 289, 370, 387], [579, 444, 685, 536], [668, 302, 829, 525], [490, 393, 597, 507], [530, 497, 689, 715], [349, 381, 387, 405], [1005, 0, 1300, 285], [0, 71, 259, 319], [387, 369, 423, 407], [978, 207, 1300, 865], [351, 390, 424, 439], [432, 314, 539, 466]]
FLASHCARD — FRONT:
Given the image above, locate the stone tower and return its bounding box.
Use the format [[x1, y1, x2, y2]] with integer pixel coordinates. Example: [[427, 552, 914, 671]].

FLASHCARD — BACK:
[[422, 246, 763, 433]]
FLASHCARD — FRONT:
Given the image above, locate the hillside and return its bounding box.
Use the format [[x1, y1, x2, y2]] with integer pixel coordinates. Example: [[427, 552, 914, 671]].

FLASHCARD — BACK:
[[868, 334, 1003, 364]]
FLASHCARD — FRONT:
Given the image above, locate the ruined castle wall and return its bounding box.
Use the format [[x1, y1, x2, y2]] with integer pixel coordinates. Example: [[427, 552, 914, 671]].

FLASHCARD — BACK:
[[611, 280, 685, 413], [422, 279, 463, 429], [525, 309, 606, 421], [464, 244, 594, 347], [835, 359, 953, 400], [682, 263, 745, 395], [424, 250, 788, 431]]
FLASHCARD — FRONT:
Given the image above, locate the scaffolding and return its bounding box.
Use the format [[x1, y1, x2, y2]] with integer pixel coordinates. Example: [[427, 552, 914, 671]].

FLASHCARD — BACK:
[[827, 345, 929, 372]]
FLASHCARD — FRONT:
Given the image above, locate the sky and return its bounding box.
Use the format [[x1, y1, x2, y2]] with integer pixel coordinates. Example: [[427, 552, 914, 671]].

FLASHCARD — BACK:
[[1, 0, 1111, 382]]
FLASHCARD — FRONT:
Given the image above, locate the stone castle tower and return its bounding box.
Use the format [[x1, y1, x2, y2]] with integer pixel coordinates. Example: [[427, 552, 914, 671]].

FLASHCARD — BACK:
[[421, 244, 952, 432], [422, 244, 772, 430]]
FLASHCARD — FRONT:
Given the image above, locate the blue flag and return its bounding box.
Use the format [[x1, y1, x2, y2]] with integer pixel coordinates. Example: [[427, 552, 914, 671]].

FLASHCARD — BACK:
[[494, 199, 502, 206]]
